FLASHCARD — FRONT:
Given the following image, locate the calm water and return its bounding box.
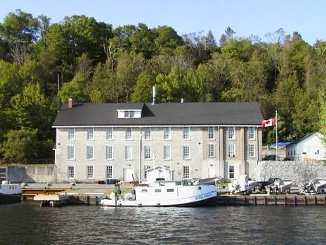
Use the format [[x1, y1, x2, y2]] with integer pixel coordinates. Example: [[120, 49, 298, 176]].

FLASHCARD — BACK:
[[0, 203, 326, 245]]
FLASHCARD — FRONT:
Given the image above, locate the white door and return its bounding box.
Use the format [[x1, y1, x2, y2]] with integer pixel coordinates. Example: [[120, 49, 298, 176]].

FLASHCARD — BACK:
[[208, 167, 216, 178], [123, 168, 134, 181]]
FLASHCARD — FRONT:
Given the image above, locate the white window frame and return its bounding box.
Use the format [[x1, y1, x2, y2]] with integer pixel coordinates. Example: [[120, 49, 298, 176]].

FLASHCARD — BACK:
[[124, 111, 135, 118], [106, 127, 113, 140], [68, 128, 75, 140], [248, 144, 255, 157], [87, 146, 94, 160], [183, 127, 190, 140], [208, 127, 215, 139], [163, 127, 171, 140], [208, 143, 215, 157], [87, 165, 94, 179], [144, 127, 151, 140], [183, 145, 190, 159], [67, 166, 75, 179], [125, 145, 132, 160], [228, 127, 235, 139], [125, 127, 132, 140], [227, 144, 235, 158], [247, 127, 255, 140], [183, 165, 190, 179], [106, 145, 113, 160], [67, 145, 75, 160], [229, 165, 235, 179], [106, 165, 113, 178], [144, 145, 151, 159], [87, 128, 94, 140], [163, 145, 171, 160], [144, 165, 151, 179]]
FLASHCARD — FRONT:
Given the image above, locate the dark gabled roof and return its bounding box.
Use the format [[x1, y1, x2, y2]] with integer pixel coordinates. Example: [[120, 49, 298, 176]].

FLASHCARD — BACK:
[[52, 102, 263, 127]]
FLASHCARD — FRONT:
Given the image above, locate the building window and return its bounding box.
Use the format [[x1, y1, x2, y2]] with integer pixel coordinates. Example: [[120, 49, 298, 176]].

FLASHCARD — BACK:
[[144, 127, 151, 140], [106, 127, 113, 140], [125, 145, 132, 160], [124, 111, 135, 118], [125, 127, 132, 140], [183, 165, 190, 179], [163, 145, 171, 160], [144, 165, 151, 179], [87, 128, 94, 140], [163, 127, 171, 140], [87, 165, 94, 179], [248, 127, 255, 140], [228, 127, 235, 139], [208, 127, 214, 139], [248, 144, 255, 157], [229, 165, 234, 179], [87, 146, 94, 160], [227, 144, 235, 157], [183, 146, 190, 159], [67, 166, 75, 179], [67, 146, 75, 160], [183, 127, 190, 139], [106, 146, 113, 160], [208, 144, 215, 157], [68, 128, 75, 140], [144, 145, 151, 159], [106, 165, 113, 178]]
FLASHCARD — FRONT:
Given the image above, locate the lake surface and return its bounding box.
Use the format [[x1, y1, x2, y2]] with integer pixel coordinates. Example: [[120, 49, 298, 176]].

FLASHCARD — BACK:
[[1, 203, 326, 245]]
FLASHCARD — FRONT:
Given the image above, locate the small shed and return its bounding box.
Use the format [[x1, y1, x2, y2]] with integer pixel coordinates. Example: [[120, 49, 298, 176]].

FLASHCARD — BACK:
[[286, 132, 326, 161]]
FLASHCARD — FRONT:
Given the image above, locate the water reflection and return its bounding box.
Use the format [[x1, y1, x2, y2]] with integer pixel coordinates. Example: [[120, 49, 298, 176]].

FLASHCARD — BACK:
[[0, 204, 326, 245]]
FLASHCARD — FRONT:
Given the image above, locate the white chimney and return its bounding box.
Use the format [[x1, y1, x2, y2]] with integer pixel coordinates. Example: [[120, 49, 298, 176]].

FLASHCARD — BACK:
[[68, 98, 73, 108], [152, 86, 156, 105]]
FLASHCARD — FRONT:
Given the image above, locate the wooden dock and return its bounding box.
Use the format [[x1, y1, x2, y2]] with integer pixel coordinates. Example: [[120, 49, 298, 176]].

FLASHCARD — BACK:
[[216, 194, 326, 206]]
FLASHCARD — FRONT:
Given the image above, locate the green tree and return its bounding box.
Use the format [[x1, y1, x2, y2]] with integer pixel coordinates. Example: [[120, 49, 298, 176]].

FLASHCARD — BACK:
[[1, 128, 39, 161]]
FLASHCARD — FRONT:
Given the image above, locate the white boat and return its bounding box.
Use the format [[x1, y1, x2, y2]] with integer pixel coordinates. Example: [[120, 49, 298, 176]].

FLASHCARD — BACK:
[[100, 166, 218, 207], [0, 180, 21, 195], [300, 179, 326, 194], [0, 180, 22, 204], [228, 175, 257, 195], [266, 179, 292, 194]]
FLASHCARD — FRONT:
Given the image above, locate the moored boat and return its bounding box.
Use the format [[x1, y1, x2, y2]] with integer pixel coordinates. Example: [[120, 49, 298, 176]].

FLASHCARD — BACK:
[[100, 166, 218, 207], [0, 180, 22, 204]]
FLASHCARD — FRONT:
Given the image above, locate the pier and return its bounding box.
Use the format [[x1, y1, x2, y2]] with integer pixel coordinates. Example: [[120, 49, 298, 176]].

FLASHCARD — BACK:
[[17, 183, 326, 207], [216, 194, 326, 206]]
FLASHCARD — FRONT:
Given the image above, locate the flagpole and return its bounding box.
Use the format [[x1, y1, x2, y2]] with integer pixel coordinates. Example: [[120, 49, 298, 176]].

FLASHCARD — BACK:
[[275, 110, 278, 161]]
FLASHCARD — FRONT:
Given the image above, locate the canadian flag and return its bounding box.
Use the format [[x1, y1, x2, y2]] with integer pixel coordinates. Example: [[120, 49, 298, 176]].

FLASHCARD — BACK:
[[261, 117, 277, 127]]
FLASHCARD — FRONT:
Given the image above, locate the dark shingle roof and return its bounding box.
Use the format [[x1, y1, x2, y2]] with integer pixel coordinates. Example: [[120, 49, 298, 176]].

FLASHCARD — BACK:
[[52, 102, 263, 127]]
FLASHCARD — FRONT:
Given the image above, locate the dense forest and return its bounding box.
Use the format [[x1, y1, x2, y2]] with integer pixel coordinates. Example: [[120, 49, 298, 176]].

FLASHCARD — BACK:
[[0, 9, 326, 163]]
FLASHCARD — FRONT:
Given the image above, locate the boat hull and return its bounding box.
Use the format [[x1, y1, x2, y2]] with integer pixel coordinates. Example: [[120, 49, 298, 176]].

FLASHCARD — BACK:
[[100, 184, 218, 207], [0, 194, 21, 205]]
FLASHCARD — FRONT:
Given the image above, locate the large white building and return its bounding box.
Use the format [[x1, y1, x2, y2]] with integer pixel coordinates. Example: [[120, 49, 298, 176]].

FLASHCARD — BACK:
[[52, 99, 263, 183]]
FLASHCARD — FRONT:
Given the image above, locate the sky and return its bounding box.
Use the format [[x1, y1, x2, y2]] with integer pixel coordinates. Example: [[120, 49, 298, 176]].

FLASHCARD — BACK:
[[0, 0, 324, 45]]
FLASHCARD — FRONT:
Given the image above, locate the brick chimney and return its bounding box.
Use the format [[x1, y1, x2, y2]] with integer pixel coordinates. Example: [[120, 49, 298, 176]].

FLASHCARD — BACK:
[[68, 98, 73, 108]]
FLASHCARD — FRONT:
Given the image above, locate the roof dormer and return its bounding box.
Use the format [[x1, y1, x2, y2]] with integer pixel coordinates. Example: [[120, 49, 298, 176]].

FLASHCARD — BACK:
[[117, 109, 142, 118], [117, 103, 144, 119]]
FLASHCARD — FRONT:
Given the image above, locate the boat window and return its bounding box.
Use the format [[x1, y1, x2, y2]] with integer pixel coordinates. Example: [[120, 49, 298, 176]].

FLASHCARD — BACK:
[[141, 189, 148, 193], [176, 182, 181, 186], [167, 189, 174, 192], [198, 187, 202, 190], [155, 189, 161, 192]]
